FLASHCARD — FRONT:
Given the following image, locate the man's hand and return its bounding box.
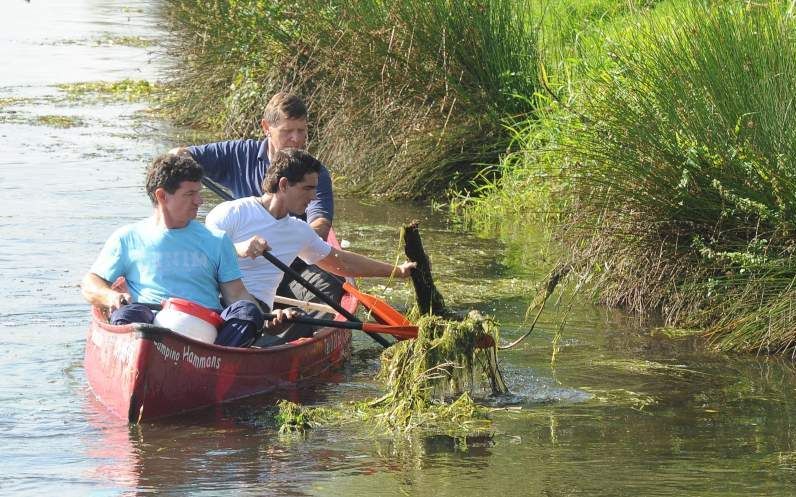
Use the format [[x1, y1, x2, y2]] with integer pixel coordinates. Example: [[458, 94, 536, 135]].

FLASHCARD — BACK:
[[168, 146, 191, 157], [234, 236, 271, 259], [81, 272, 131, 311], [392, 261, 417, 278], [263, 307, 303, 334], [106, 290, 132, 312]]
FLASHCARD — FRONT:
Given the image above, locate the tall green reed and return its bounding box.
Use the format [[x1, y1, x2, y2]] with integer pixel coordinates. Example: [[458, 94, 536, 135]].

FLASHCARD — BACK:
[[162, 0, 541, 198], [559, 2, 796, 352], [450, 0, 667, 231]]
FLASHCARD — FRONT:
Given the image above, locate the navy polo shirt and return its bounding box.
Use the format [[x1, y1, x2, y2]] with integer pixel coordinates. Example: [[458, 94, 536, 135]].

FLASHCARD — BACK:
[[187, 139, 334, 223]]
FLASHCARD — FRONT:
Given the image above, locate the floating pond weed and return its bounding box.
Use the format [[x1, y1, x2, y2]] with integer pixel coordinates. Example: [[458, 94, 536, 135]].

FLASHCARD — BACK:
[[275, 311, 506, 435], [275, 400, 343, 435], [581, 388, 658, 412], [36, 115, 84, 128], [56, 79, 157, 102], [590, 359, 701, 379]]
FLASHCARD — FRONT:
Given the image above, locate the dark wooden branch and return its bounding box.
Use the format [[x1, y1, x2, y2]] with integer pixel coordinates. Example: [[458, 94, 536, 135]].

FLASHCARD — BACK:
[[402, 221, 448, 316]]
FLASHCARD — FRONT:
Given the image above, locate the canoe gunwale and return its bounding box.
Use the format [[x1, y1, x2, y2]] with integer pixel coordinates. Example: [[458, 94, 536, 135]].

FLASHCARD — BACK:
[[90, 304, 343, 354]]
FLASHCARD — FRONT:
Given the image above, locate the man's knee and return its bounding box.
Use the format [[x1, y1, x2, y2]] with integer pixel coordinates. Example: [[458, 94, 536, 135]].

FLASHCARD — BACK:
[[215, 300, 265, 347], [110, 304, 155, 325], [221, 300, 265, 327]]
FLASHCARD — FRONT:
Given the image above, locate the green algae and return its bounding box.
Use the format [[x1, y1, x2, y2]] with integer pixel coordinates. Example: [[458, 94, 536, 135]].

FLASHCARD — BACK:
[[275, 311, 506, 435], [590, 359, 699, 378], [775, 451, 796, 470], [56, 79, 157, 102], [35, 115, 83, 128], [0, 97, 27, 108], [276, 400, 344, 434], [51, 35, 156, 48], [581, 387, 658, 412], [651, 327, 704, 341], [95, 35, 155, 48]]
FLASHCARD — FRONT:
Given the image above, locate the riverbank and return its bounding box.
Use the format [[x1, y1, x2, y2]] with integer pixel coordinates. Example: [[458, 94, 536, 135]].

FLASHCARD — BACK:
[[160, 0, 796, 355], [458, 2, 796, 355]]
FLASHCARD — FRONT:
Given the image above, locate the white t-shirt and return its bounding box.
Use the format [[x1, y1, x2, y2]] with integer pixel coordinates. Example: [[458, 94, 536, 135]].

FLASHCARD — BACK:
[[205, 197, 332, 308]]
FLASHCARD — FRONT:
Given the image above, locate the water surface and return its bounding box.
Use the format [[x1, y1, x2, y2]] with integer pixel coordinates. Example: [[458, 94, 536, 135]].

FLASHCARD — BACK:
[[2, 2, 796, 496]]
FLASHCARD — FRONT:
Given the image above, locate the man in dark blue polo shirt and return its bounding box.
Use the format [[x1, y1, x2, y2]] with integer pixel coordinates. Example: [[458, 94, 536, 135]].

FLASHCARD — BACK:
[[170, 92, 342, 303], [172, 93, 334, 240]]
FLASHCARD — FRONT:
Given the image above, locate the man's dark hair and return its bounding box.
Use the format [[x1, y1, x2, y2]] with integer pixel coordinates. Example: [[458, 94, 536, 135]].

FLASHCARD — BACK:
[[145, 153, 204, 205], [262, 148, 322, 193], [262, 92, 308, 126]]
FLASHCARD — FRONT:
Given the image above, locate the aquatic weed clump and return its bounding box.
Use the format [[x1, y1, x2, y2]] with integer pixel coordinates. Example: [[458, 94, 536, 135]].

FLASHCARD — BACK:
[[275, 399, 343, 435], [362, 311, 507, 432], [275, 312, 507, 434], [380, 312, 507, 400]]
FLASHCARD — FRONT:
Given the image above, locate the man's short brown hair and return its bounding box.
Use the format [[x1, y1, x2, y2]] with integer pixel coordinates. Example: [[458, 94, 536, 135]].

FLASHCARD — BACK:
[[145, 153, 203, 205], [262, 148, 321, 193], [262, 92, 308, 126]]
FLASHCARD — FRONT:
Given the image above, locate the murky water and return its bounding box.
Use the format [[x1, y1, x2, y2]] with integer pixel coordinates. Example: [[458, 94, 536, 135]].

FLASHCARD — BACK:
[[3, 1, 796, 496]]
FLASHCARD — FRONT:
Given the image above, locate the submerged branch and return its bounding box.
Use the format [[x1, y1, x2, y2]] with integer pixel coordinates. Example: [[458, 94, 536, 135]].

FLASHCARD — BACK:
[[403, 221, 448, 316]]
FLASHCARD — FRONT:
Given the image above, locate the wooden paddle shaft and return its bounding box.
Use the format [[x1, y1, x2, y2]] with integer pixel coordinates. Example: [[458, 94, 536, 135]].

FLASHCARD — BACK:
[[273, 296, 336, 314], [262, 313, 419, 339]]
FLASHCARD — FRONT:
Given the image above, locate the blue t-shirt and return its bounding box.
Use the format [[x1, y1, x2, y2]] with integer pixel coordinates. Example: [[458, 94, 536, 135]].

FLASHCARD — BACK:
[[89, 218, 242, 310], [187, 139, 334, 224]]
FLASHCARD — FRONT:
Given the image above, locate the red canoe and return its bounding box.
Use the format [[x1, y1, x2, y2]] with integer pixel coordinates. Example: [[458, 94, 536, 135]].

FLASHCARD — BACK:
[[84, 289, 356, 423]]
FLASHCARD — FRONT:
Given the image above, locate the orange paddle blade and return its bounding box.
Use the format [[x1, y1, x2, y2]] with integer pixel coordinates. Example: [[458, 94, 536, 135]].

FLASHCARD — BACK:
[[361, 323, 418, 339], [343, 282, 412, 326]]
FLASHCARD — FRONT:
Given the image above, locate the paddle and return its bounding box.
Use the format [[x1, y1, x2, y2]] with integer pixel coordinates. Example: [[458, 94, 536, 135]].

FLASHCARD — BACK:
[[265, 313, 418, 339], [201, 177, 393, 348], [264, 312, 493, 347], [273, 295, 335, 314], [341, 282, 412, 326]]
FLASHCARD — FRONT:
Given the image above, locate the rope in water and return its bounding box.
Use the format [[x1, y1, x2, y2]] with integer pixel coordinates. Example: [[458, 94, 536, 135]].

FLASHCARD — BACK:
[[499, 263, 571, 350]]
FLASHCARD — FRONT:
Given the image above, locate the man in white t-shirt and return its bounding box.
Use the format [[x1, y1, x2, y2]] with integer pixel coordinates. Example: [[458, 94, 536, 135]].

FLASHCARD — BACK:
[[205, 148, 415, 340]]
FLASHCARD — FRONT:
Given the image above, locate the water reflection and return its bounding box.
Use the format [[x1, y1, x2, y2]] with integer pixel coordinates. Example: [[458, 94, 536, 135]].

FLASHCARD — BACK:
[[83, 397, 499, 497]]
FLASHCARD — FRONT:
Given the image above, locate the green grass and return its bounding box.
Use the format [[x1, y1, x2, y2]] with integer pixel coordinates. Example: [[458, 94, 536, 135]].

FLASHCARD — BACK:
[[449, 0, 667, 231]]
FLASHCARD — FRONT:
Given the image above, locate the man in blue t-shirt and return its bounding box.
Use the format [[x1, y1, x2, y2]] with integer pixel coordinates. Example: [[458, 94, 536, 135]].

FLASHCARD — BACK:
[[170, 92, 343, 305], [81, 154, 271, 347]]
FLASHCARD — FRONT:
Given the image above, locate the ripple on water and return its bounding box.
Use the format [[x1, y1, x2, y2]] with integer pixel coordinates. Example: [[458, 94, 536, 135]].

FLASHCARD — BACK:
[[496, 366, 592, 406]]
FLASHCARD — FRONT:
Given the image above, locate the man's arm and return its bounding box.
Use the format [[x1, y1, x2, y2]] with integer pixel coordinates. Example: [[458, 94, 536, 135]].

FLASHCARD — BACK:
[[309, 217, 332, 241], [219, 278, 262, 310], [315, 248, 415, 278], [169, 141, 249, 195], [81, 272, 130, 311]]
